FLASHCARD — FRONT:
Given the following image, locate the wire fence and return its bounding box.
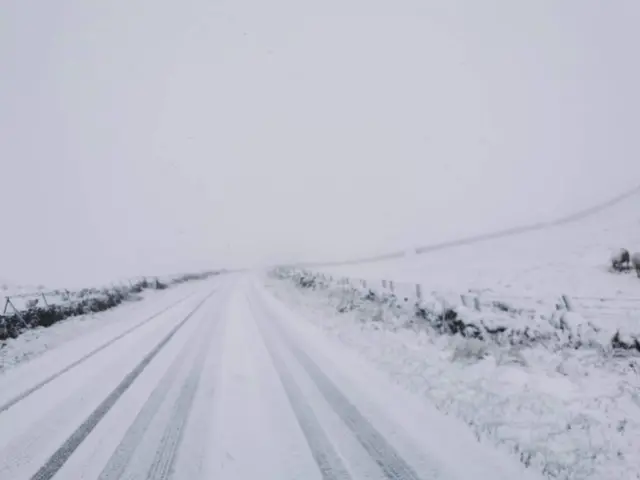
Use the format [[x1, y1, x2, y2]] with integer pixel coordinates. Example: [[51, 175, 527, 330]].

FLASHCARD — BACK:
[[2, 276, 159, 316], [303, 270, 640, 328], [0, 271, 219, 339]]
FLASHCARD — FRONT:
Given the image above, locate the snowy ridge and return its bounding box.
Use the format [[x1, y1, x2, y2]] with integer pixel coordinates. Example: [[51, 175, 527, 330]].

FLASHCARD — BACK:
[[294, 184, 640, 269]]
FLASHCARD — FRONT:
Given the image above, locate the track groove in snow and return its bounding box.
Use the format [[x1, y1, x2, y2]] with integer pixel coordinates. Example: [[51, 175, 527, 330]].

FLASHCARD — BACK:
[[145, 301, 222, 480], [250, 294, 425, 480], [97, 317, 200, 480], [251, 299, 352, 480], [286, 339, 424, 480], [30, 291, 216, 480]]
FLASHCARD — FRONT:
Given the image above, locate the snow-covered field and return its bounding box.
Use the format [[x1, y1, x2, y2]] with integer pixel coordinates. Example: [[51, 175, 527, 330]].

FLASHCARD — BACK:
[[2, 192, 640, 479], [319, 190, 640, 296], [266, 193, 640, 480], [318, 190, 640, 349], [266, 274, 640, 479], [0, 282, 48, 307]]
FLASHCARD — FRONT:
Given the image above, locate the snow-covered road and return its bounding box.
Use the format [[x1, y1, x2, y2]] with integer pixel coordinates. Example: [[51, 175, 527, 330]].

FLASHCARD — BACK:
[[0, 275, 540, 480]]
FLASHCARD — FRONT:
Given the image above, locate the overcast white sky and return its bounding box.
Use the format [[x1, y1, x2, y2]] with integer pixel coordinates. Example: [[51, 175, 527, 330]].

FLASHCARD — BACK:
[[1, 0, 640, 286]]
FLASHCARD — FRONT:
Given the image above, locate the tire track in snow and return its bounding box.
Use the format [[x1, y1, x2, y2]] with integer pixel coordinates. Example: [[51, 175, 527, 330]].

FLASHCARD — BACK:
[[144, 308, 221, 480], [169, 299, 228, 480], [0, 292, 196, 415], [30, 290, 216, 480], [250, 300, 352, 480], [96, 317, 205, 480], [288, 343, 424, 480], [252, 295, 425, 480]]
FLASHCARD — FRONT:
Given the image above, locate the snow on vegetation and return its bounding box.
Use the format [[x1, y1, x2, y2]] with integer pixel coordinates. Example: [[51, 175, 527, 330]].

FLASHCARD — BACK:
[[0, 271, 219, 341], [610, 248, 631, 272], [631, 252, 640, 278], [267, 268, 640, 480]]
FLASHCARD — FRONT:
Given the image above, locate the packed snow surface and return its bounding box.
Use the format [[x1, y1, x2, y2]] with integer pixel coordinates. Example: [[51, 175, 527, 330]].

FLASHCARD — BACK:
[[0, 274, 541, 480]]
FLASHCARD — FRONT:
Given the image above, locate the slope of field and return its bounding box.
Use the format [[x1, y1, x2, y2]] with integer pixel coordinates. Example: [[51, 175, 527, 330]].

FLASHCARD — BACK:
[[266, 192, 640, 480], [267, 269, 640, 480], [321, 191, 640, 299]]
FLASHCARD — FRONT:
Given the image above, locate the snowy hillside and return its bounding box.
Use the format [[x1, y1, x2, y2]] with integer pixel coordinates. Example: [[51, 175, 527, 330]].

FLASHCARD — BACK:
[[319, 190, 640, 298], [267, 193, 640, 480], [316, 190, 640, 341]]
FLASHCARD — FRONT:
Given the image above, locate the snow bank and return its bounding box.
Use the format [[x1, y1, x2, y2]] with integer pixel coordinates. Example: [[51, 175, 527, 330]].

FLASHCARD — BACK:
[[279, 269, 640, 354], [267, 269, 640, 480]]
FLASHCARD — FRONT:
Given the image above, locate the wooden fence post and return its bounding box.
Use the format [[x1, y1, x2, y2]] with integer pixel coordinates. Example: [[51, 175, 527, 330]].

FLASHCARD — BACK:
[[461, 294, 470, 308], [562, 295, 574, 312], [415, 284, 422, 302], [7, 298, 28, 329]]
